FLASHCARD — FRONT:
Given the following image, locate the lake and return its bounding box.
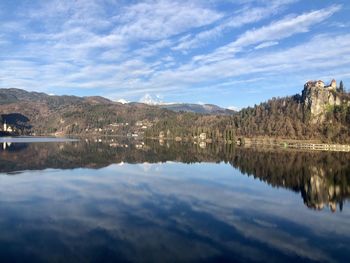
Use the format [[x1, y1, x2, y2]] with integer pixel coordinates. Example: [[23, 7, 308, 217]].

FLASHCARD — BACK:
[[0, 138, 349, 262]]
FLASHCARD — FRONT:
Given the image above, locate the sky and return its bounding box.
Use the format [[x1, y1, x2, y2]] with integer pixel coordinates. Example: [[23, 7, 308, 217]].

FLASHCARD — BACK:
[[0, 0, 350, 109]]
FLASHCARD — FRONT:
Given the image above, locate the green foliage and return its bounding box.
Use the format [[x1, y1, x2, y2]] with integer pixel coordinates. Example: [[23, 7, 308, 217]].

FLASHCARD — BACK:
[[325, 104, 335, 113]]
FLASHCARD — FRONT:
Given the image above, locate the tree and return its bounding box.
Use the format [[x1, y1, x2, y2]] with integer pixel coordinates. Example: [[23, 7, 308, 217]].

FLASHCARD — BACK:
[[338, 80, 345, 93]]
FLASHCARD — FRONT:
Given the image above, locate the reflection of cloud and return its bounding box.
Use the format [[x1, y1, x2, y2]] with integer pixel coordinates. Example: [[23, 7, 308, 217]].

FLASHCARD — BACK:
[[0, 163, 349, 262], [232, 219, 332, 262]]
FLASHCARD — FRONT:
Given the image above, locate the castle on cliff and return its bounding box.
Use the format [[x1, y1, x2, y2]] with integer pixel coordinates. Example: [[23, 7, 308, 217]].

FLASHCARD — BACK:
[[302, 78, 342, 124], [304, 79, 337, 90]]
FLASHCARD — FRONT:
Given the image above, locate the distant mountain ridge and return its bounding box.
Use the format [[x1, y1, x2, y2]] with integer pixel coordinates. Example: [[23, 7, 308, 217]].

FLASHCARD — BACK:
[[120, 102, 235, 115], [0, 88, 233, 115], [157, 103, 235, 115], [0, 88, 113, 105]]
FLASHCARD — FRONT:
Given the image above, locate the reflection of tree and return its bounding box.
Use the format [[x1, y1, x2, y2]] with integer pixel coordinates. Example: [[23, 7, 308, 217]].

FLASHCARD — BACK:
[[1, 139, 349, 211]]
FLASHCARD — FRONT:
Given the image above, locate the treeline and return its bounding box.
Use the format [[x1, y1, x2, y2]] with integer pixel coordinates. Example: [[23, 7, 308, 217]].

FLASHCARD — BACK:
[[232, 94, 349, 141], [145, 113, 236, 141]]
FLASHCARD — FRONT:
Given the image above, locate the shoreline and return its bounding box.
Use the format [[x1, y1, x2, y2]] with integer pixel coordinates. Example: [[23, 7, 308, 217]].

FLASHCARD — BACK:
[[4, 133, 350, 152], [241, 138, 350, 152]]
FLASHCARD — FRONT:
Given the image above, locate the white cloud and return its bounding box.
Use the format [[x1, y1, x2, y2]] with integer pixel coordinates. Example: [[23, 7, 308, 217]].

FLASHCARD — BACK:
[[191, 5, 341, 65], [114, 0, 223, 41], [254, 41, 279, 49], [132, 33, 350, 97], [233, 5, 341, 48], [2, 31, 350, 100], [172, 0, 293, 52]]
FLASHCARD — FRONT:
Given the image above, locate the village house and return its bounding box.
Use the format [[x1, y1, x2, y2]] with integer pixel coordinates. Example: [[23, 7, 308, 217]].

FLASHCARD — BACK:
[[135, 121, 143, 126], [199, 133, 207, 141], [2, 122, 14, 133]]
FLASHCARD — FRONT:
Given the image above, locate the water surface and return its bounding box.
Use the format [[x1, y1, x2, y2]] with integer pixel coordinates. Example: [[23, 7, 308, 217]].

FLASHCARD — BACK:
[[0, 138, 349, 262]]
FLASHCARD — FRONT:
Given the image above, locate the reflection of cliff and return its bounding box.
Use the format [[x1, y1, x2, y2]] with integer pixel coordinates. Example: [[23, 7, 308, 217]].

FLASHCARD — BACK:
[[226, 147, 350, 212], [0, 139, 349, 211], [301, 167, 348, 212]]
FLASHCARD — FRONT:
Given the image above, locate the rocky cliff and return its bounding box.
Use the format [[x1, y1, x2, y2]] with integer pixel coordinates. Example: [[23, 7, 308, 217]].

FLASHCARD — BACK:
[[302, 79, 343, 123]]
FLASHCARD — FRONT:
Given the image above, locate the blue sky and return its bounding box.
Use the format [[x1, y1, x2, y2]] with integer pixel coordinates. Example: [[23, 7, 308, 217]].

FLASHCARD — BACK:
[[0, 0, 350, 109]]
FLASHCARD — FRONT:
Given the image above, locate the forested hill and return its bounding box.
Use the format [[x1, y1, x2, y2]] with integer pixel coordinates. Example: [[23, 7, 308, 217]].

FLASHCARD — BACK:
[[1, 79, 350, 142], [146, 80, 350, 143]]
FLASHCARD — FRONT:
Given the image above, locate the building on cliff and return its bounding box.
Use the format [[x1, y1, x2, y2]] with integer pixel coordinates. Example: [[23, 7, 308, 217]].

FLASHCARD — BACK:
[[304, 80, 325, 89], [304, 79, 336, 90]]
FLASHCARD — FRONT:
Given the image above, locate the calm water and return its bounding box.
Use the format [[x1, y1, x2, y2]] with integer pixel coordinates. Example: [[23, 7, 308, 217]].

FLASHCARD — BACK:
[[0, 138, 350, 262]]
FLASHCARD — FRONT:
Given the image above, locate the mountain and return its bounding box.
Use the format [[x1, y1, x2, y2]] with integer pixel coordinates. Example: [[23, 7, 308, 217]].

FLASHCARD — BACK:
[[137, 93, 234, 114], [158, 103, 235, 115]]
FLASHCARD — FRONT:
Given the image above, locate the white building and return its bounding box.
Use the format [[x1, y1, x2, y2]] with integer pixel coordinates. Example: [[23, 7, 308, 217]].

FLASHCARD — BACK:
[[2, 122, 13, 132]]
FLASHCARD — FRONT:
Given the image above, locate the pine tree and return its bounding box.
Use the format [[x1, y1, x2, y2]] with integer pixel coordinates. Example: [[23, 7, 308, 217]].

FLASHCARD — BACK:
[[339, 80, 344, 93]]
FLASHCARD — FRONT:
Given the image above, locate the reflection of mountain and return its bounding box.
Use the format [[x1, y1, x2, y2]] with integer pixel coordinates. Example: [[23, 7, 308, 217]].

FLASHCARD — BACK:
[[0, 140, 349, 211]]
